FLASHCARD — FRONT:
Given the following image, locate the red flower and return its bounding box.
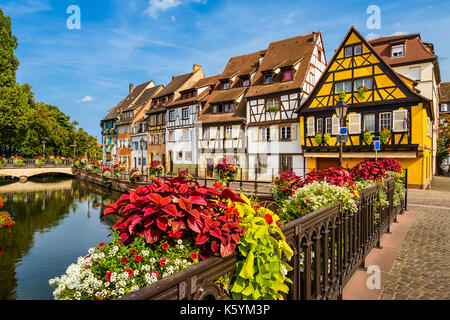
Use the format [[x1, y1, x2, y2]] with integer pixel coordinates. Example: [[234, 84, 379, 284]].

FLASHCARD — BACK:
[[190, 252, 198, 261], [167, 229, 183, 239], [130, 249, 137, 255], [150, 270, 159, 278], [124, 269, 134, 277], [105, 271, 112, 282], [86, 265, 90, 268], [98, 243, 106, 247], [159, 257, 167, 266], [161, 242, 169, 250], [134, 255, 143, 262], [213, 182, 223, 189], [121, 257, 128, 264], [264, 213, 273, 224]]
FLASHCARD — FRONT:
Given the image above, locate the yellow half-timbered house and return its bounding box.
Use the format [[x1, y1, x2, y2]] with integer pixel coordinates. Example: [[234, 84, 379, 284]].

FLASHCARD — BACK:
[[298, 26, 434, 189]]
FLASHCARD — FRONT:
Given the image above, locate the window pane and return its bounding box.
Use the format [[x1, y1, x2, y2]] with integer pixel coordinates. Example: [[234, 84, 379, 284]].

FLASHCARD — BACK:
[[345, 47, 352, 57], [364, 114, 375, 132], [283, 70, 292, 81], [354, 44, 362, 55]]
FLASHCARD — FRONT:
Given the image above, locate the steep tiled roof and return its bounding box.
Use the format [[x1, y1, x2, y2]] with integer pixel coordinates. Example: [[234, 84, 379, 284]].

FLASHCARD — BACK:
[[246, 32, 318, 98], [153, 72, 194, 99], [102, 105, 120, 121], [117, 81, 154, 111], [126, 85, 163, 110], [193, 74, 221, 89], [440, 82, 450, 104], [219, 50, 266, 79]]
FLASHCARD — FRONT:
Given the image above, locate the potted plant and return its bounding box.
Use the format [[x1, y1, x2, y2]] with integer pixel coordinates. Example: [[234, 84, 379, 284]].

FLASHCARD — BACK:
[[214, 158, 239, 186], [12, 155, 24, 167], [363, 129, 373, 144], [148, 160, 164, 178], [102, 167, 112, 184], [338, 89, 347, 100], [0, 156, 7, 169], [35, 156, 45, 167], [380, 128, 391, 144], [54, 155, 65, 166], [357, 86, 368, 99], [323, 133, 331, 144], [113, 163, 126, 178], [315, 132, 323, 145], [128, 169, 142, 184]]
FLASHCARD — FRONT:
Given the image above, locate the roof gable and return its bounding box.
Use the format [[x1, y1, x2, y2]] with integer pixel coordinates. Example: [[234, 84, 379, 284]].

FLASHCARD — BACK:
[[298, 26, 429, 114]]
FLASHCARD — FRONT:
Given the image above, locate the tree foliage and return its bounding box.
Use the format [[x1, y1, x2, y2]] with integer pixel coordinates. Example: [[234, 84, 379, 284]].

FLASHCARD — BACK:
[[0, 8, 101, 159]]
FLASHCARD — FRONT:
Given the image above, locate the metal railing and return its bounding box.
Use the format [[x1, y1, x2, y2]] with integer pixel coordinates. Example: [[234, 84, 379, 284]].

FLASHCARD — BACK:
[[0, 158, 73, 168]]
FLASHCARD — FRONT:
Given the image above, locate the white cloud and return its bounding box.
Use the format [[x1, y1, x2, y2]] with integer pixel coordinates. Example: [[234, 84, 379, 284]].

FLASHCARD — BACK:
[[144, 0, 206, 19], [78, 95, 95, 103]]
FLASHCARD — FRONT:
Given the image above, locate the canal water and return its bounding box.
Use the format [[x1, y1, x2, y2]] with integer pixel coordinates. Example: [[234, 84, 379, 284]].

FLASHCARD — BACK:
[[0, 176, 122, 300]]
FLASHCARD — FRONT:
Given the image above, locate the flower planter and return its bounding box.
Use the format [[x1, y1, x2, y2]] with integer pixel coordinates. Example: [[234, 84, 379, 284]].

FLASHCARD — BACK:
[[120, 176, 404, 301]]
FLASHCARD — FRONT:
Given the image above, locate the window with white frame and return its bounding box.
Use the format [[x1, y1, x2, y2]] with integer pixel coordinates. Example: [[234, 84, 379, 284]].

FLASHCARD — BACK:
[[256, 155, 268, 173], [348, 113, 361, 134], [335, 81, 352, 93], [354, 78, 373, 90], [280, 126, 291, 140], [260, 127, 270, 141], [391, 44, 405, 58], [182, 107, 189, 119], [185, 151, 192, 161], [225, 126, 232, 139], [266, 98, 280, 111], [202, 127, 210, 140], [280, 155, 293, 172], [325, 117, 332, 134], [316, 118, 323, 133], [441, 104, 448, 112], [307, 117, 315, 136], [393, 109, 408, 132], [379, 112, 392, 131], [177, 151, 183, 160], [183, 129, 189, 141], [363, 114, 375, 133], [169, 130, 175, 142], [169, 110, 176, 121]]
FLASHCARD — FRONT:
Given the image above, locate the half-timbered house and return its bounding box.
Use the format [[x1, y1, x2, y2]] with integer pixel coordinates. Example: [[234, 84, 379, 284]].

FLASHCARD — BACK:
[[298, 26, 434, 188], [165, 74, 220, 174], [245, 31, 327, 180], [146, 65, 205, 172], [196, 51, 266, 178]]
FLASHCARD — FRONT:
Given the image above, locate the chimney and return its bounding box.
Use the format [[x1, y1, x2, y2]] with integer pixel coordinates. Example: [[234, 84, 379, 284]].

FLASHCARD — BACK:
[[193, 64, 202, 73], [129, 83, 134, 94], [311, 32, 317, 43]]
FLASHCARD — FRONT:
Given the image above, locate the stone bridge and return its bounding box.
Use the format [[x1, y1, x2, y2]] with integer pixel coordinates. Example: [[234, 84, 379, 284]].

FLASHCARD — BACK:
[[0, 160, 74, 182]]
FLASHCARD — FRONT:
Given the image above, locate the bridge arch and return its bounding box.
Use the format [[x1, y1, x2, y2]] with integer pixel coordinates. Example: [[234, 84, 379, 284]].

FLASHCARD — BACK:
[[0, 167, 74, 181]]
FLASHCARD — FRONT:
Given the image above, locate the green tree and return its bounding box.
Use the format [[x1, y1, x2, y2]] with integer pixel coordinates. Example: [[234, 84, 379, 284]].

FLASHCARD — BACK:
[[437, 122, 450, 175]]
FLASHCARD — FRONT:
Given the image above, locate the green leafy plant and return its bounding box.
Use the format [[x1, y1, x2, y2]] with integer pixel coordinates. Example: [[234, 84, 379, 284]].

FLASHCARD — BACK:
[[230, 195, 293, 300], [315, 132, 323, 145], [338, 90, 346, 100], [380, 128, 391, 144], [357, 86, 368, 99], [266, 106, 280, 113], [323, 133, 331, 144], [363, 130, 373, 144]]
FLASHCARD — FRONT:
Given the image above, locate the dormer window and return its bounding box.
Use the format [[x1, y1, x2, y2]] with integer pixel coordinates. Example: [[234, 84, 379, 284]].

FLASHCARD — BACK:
[[282, 69, 293, 82], [391, 44, 405, 58], [212, 102, 234, 114], [221, 80, 230, 90], [241, 76, 250, 87], [263, 73, 273, 84]]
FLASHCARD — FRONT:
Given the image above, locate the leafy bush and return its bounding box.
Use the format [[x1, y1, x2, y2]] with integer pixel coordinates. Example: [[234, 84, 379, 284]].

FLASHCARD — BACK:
[[102, 168, 112, 184], [351, 159, 386, 182], [279, 181, 358, 223], [0, 156, 6, 168], [12, 155, 24, 166], [103, 176, 246, 260], [214, 158, 239, 184], [271, 170, 303, 203], [230, 195, 293, 300], [128, 169, 142, 184], [302, 166, 356, 192], [34, 155, 44, 167], [148, 161, 164, 178]]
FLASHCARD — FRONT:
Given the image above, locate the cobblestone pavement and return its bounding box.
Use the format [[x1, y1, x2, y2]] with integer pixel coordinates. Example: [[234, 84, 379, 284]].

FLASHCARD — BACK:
[[379, 176, 450, 300]]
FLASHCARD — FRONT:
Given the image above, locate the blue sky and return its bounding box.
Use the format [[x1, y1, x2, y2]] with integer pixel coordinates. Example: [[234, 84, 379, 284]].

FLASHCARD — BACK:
[[2, 0, 449, 141]]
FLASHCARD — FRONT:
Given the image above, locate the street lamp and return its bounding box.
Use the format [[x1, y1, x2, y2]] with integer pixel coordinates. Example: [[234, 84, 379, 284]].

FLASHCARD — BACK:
[[335, 98, 348, 167], [140, 138, 145, 173], [71, 141, 77, 158], [42, 140, 46, 158]]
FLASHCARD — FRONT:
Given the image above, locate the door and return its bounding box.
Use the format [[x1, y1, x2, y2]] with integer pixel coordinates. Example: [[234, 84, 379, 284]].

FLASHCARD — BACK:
[[206, 158, 214, 178]]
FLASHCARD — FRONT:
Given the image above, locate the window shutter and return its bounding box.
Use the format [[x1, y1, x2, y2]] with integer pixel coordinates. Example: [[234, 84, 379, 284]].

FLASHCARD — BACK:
[[291, 123, 297, 141], [332, 116, 340, 135], [232, 125, 240, 139], [270, 125, 277, 141], [307, 117, 315, 137], [393, 110, 408, 132], [348, 114, 361, 134]]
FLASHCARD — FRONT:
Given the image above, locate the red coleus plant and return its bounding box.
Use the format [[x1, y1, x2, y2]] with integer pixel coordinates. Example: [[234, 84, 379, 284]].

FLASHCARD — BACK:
[[271, 170, 303, 201], [381, 158, 402, 173], [350, 159, 387, 182], [303, 166, 356, 191], [102, 176, 247, 260]]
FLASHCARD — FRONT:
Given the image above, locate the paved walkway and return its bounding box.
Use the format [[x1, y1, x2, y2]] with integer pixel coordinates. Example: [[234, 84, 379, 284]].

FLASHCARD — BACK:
[[343, 176, 450, 300]]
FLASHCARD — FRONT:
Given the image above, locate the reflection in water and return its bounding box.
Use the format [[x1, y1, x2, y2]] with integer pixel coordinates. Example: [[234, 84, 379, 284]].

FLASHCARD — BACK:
[[0, 176, 122, 300]]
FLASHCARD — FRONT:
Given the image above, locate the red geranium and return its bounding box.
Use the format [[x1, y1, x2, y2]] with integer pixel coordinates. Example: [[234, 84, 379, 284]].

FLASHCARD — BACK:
[[161, 242, 169, 250], [98, 243, 106, 247], [105, 271, 112, 282], [150, 270, 159, 278], [130, 249, 137, 255], [159, 257, 167, 266], [264, 213, 274, 224], [134, 255, 143, 262], [121, 257, 128, 264], [190, 252, 198, 261], [124, 269, 134, 277]]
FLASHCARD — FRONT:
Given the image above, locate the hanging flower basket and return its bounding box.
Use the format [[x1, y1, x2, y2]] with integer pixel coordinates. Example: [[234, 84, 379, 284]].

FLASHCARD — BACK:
[[148, 161, 164, 178], [214, 158, 238, 185], [128, 169, 142, 184]]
